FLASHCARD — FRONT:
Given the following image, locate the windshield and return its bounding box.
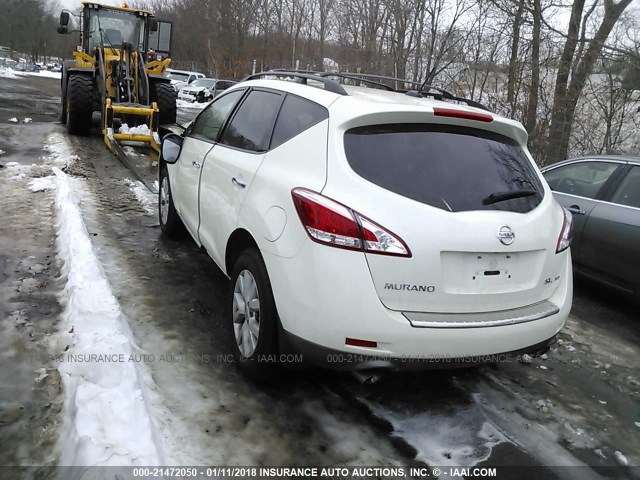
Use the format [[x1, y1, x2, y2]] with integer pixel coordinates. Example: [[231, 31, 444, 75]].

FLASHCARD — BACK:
[[191, 79, 215, 88], [88, 9, 145, 51], [167, 72, 189, 81]]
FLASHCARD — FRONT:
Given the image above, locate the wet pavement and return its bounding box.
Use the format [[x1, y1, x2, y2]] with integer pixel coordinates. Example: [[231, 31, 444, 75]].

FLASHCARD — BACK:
[[0, 75, 639, 477]]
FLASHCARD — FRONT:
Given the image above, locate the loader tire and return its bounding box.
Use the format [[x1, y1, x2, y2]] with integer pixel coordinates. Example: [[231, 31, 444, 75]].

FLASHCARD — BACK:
[[60, 81, 67, 124], [153, 83, 177, 125], [66, 75, 93, 136]]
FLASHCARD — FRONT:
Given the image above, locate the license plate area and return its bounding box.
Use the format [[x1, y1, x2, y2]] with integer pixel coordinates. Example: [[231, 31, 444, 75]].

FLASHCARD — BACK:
[[441, 251, 542, 294]]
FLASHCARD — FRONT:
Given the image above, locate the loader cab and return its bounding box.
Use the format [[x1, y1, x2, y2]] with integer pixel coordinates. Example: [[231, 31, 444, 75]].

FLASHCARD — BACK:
[[80, 3, 153, 55]]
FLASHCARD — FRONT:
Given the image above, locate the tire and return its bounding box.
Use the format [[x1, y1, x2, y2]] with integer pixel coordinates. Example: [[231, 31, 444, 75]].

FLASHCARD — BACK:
[[153, 82, 177, 125], [158, 167, 185, 238], [228, 248, 279, 378], [60, 75, 67, 124], [66, 74, 93, 135]]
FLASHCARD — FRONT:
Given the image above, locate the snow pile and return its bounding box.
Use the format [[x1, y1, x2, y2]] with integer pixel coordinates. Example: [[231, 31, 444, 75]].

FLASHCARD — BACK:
[[0, 66, 17, 79], [0, 149, 5, 156], [52, 166, 168, 466], [8, 117, 18, 123], [119, 123, 151, 135], [123, 178, 156, 216], [23, 118, 32, 124]]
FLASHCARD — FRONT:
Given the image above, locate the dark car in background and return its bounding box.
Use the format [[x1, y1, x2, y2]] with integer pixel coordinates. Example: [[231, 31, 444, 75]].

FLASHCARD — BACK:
[[541, 156, 640, 298]]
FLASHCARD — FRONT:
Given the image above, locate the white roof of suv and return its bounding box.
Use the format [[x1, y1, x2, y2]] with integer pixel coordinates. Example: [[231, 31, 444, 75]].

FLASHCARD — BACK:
[[233, 75, 527, 144]]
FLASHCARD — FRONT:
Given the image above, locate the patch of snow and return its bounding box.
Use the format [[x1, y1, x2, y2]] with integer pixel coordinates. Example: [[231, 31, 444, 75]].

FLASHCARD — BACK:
[[360, 398, 507, 467], [23, 118, 32, 124], [123, 178, 156, 216], [614, 451, 627, 466], [14, 69, 62, 80], [0, 149, 5, 156], [43, 132, 79, 168], [29, 176, 56, 192], [35, 367, 48, 383], [177, 99, 207, 111], [0, 66, 18, 79], [4, 161, 39, 180], [519, 353, 533, 364], [119, 123, 151, 135], [122, 146, 145, 157], [8, 117, 18, 123], [635, 421, 640, 429]]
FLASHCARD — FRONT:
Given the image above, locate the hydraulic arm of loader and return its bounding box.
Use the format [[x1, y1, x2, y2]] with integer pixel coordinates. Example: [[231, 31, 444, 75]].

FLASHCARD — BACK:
[[100, 44, 161, 157]]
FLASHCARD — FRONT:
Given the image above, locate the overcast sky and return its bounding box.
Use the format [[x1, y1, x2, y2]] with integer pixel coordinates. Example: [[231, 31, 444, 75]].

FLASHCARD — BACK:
[[57, 0, 125, 11]]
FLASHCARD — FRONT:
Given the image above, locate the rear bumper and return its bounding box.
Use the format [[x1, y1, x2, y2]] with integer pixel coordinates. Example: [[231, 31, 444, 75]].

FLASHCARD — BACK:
[[281, 329, 558, 371], [263, 241, 572, 368]]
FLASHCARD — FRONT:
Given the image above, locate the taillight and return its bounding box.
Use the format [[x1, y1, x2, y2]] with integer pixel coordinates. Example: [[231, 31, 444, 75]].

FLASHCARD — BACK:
[[291, 188, 411, 257], [556, 207, 573, 253]]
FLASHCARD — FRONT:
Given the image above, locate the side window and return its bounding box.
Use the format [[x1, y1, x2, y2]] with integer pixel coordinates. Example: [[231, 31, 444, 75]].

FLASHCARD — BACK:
[[270, 95, 328, 149], [610, 166, 640, 208], [543, 161, 620, 200], [190, 90, 244, 142], [220, 90, 282, 152]]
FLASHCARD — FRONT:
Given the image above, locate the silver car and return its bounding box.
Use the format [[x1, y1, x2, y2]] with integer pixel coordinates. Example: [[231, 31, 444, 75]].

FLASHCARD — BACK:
[[541, 155, 640, 299]]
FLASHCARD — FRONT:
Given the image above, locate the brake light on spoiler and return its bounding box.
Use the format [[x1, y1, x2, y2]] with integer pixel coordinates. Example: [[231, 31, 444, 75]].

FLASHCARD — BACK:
[[433, 107, 493, 123], [291, 188, 411, 257]]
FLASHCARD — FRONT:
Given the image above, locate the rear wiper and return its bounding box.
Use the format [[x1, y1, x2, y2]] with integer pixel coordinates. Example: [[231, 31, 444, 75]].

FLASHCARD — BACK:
[[482, 189, 538, 205]]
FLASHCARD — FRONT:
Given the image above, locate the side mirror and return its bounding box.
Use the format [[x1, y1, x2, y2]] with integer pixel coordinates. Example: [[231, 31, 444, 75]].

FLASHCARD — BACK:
[[57, 26, 69, 34], [161, 134, 183, 164], [59, 11, 70, 26], [149, 18, 158, 32]]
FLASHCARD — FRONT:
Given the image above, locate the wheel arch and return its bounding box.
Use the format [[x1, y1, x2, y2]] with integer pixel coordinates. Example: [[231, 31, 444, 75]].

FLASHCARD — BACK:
[[225, 229, 260, 276]]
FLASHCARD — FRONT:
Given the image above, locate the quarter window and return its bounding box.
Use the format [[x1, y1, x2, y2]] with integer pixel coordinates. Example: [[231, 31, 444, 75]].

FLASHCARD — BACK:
[[190, 90, 244, 142], [220, 90, 283, 152], [271, 95, 328, 149], [610, 166, 640, 208], [543, 161, 620, 200]]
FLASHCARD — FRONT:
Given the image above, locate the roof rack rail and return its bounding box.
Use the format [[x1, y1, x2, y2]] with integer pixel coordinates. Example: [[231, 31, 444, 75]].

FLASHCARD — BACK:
[[244, 69, 491, 111], [316, 72, 395, 91], [320, 71, 491, 111], [242, 71, 348, 96]]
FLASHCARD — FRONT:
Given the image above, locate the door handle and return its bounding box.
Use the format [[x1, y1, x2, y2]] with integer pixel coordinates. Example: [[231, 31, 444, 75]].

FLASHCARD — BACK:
[[568, 205, 586, 215], [192, 161, 201, 169], [232, 177, 247, 188]]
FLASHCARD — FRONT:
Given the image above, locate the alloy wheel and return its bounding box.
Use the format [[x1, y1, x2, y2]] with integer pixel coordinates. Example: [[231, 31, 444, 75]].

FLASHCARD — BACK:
[[233, 269, 261, 357]]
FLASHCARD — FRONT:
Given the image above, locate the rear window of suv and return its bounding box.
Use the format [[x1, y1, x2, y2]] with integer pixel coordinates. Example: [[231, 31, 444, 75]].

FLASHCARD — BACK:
[[344, 124, 544, 213]]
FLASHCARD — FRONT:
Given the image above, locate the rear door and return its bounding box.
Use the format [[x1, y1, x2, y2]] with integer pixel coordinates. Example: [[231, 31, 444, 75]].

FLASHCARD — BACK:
[[542, 159, 624, 264], [170, 89, 245, 239], [333, 122, 563, 313], [578, 164, 640, 293], [198, 89, 284, 268]]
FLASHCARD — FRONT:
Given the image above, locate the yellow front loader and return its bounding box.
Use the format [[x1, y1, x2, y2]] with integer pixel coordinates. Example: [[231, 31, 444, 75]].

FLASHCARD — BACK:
[[57, 2, 176, 164]]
